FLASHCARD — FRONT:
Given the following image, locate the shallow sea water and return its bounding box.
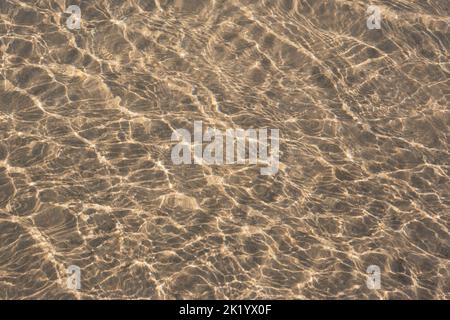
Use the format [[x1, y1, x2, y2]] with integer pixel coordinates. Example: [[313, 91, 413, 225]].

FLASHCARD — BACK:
[[0, 0, 449, 299]]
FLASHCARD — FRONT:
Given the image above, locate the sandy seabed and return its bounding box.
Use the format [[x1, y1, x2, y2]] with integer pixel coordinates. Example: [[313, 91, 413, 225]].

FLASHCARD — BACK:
[[0, 0, 449, 299]]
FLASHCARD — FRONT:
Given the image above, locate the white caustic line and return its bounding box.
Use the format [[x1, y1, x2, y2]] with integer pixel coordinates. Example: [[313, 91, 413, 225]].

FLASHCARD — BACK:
[[2, 25, 7, 91]]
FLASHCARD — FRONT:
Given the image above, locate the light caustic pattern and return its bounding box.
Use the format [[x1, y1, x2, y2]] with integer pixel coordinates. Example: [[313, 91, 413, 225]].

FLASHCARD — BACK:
[[0, 0, 449, 299]]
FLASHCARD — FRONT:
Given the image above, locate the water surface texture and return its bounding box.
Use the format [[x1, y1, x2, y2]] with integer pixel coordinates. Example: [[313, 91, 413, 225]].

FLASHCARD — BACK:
[[0, 0, 449, 299]]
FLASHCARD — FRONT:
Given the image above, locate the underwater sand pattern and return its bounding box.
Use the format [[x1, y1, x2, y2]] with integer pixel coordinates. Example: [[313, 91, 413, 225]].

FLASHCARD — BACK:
[[0, 0, 449, 299]]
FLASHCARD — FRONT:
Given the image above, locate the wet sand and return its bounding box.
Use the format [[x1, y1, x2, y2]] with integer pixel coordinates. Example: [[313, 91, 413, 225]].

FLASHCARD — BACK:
[[0, 0, 449, 299]]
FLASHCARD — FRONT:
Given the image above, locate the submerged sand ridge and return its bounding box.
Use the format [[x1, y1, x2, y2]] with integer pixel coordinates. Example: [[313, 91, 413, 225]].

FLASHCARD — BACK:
[[0, 0, 449, 299]]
